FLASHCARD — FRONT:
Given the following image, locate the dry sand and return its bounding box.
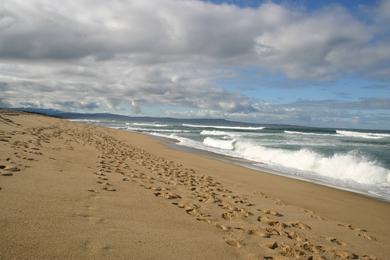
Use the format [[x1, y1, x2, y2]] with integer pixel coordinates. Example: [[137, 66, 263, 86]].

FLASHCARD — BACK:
[[0, 110, 389, 259]]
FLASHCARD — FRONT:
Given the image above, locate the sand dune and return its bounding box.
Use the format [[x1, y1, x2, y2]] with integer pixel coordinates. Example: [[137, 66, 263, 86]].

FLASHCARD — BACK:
[[0, 110, 389, 259]]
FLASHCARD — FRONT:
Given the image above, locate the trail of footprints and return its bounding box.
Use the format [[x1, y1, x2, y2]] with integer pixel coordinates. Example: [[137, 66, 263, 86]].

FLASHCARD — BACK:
[[0, 118, 379, 259], [337, 223, 377, 241], [74, 127, 378, 260], [0, 128, 46, 178]]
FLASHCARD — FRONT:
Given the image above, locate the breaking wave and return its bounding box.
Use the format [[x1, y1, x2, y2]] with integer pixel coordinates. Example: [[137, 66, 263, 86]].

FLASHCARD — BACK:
[[183, 124, 264, 130], [336, 130, 390, 139], [132, 123, 168, 127], [284, 130, 334, 136], [233, 141, 390, 186], [203, 137, 236, 150], [198, 137, 390, 187], [200, 130, 238, 137], [285, 130, 390, 140], [127, 127, 190, 133]]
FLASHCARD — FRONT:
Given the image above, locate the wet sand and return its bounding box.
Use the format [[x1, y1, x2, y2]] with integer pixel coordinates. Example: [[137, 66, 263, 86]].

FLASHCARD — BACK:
[[0, 110, 389, 259]]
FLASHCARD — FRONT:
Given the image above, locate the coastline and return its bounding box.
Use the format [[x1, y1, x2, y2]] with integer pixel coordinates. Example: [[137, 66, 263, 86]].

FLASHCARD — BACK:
[[1, 111, 389, 259], [141, 132, 390, 203], [132, 130, 390, 232]]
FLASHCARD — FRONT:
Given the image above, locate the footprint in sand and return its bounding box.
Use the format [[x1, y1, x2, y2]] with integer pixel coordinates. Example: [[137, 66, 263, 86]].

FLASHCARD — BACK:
[[338, 223, 376, 241], [257, 216, 273, 223], [215, 223, 231, 231], [259, 209, 283, 217], [247, 228, 272, 238], [6, 166, 21, 172], [224, 237, 244, 248], [288, 221, 311, 230], [102, 186, 116, 192], [327, 237, 347, 246], [154, 191, 181, 200], [267, 241, 279, 250], [222, 211, 239, 220], [357, 232, 376, 241], [362, 254, 379, 260], [330, 249, 359, 259]]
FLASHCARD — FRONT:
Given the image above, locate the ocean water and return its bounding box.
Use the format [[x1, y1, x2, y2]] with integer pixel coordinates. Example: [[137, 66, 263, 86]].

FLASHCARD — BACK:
[[70, 118, 390, 201]]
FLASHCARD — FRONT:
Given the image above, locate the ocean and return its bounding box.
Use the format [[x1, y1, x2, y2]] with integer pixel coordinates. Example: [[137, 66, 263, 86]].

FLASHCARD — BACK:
[[70, 118, 390, 201]]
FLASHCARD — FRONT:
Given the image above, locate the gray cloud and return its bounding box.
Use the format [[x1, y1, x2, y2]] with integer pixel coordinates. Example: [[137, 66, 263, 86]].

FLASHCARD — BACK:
[[0, 59, 257, 114], [166, 99, 390, 129], [0, 0, 389, 127], [1, 1, 388, 75]]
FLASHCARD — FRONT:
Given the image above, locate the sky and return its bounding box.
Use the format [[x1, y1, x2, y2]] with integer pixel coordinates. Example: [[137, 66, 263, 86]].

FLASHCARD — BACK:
[[0, 0, 389, 129]]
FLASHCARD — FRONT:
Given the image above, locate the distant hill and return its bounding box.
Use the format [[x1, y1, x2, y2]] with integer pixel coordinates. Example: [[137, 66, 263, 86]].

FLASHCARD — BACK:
[[3, 107, 385, 132], [14, 107, 264, 126], [10, 107, 328, 130]]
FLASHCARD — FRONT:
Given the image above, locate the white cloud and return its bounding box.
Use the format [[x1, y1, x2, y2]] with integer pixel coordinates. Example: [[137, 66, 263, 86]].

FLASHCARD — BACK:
[[254, 7, 373, 79], [0, 0, 389, 123]]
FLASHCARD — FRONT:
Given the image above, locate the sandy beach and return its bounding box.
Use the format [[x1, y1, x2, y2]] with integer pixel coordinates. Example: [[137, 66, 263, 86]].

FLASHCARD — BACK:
[[0, 110, 389, 260]]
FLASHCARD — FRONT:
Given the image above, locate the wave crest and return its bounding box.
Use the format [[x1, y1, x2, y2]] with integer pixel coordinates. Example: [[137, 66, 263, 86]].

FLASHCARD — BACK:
[[132, 123, 168, 127], [284, 130, 333, 136], [336, 130, 390, 139], [200, 130, 238, 137], [234, 141, 390, 186], [127, 127, 190, 133], [183, 124, 264, 130], [203, 137, 236, 150]]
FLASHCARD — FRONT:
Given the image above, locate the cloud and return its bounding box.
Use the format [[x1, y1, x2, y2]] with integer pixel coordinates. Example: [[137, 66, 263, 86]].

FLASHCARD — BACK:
[[1, 1, 388, 74], [0, 0, 389, 127], [0, 1, 285, 61], [165, 98, 390, 129], [254, 7, 373, 79], [0, 59, 257, 113], [289, 98, 390, 110]]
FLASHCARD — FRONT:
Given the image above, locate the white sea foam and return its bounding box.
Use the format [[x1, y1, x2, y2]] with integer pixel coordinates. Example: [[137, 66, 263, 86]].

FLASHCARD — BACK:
[[233, 141, 390, 186], [284, 130, 334, 136], [132, 122, 168, 127], [200, 130, 229, 136], [200, 130, 238, 137], [336, 130, 390, 139], [68, 119, 101, 123], [183, 124, 264, 130], [141, 130, 390, 192], [148, 132, 178, 139], [203, 137, 236, 150], [126, 127, 190, 133], [285, 130, 390, 140], [178, 136, 390, 187]]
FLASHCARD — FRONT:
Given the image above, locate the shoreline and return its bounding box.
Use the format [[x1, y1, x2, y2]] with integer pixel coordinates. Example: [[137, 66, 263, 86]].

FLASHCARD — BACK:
[[114, 127, 390, 233], [1, 111, 389, 259], [123, 130, 390, 203]]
